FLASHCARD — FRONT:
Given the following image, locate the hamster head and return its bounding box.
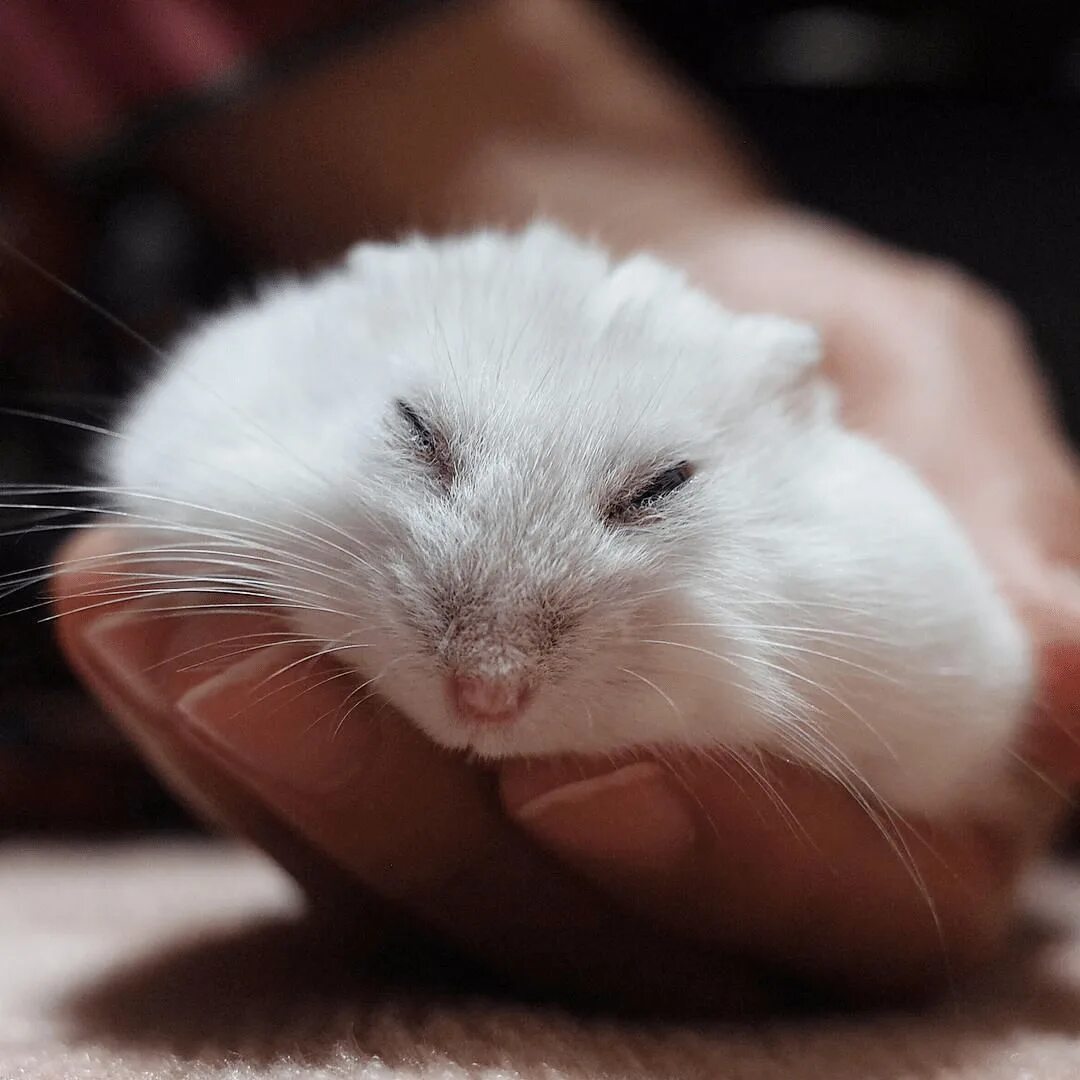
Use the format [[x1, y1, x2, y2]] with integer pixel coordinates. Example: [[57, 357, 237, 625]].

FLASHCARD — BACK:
[[110, 223, 1029, 813], [112, 224, 829, 758]]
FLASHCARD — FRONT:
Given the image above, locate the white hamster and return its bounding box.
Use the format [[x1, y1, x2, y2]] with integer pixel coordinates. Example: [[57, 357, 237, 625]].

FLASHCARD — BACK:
[[107, 222, 1031, 819]]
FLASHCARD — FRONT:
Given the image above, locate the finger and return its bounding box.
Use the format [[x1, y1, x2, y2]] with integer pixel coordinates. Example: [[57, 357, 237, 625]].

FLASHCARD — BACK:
[[500, 751, 1057, 998], [52, 528, 775, 1016], [1024, 641, 1080, 785]]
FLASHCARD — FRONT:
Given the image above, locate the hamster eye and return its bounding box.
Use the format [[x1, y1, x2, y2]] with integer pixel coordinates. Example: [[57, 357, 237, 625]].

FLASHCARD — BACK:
[[396, 400, 454, 486], [605, 461, 694, 525]]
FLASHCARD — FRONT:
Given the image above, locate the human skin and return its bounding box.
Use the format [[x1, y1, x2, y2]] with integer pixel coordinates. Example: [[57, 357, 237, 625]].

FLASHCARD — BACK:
[[52, 0, 1080, 1006]]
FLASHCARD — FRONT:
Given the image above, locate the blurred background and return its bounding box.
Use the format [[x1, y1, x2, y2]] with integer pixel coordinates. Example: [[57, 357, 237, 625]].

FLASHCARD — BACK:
[[1, 0, 1078, 831]]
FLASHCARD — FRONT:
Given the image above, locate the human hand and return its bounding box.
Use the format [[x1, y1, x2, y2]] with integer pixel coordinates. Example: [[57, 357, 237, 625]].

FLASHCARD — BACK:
[[52, 526, 786, 1016], [50, 208, 1080, 1008]]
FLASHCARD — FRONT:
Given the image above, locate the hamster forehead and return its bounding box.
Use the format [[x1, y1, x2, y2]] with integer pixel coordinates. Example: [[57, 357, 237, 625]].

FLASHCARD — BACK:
[[393, 354, 705, 505], [351, 225, 793, 479]]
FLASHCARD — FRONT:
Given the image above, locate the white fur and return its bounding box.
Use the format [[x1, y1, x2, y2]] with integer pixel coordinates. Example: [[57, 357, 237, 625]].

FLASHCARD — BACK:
[[107, 222, 1031, 818]]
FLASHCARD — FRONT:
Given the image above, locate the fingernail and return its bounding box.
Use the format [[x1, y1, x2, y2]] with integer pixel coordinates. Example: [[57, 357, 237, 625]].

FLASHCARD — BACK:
[[176, 650, 371, 797], [81, 598, 372, 799], [81, 595, 269, 711], [505, 762, 698, 874]]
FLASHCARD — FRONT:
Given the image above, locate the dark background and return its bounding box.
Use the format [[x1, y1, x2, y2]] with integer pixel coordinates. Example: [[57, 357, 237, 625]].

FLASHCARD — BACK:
[[614, 1, 1080, 435], [1, 0, 1078, 829]]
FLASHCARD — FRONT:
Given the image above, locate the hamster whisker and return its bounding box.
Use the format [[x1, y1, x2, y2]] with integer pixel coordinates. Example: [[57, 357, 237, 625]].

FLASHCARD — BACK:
[[640, 638, 745, 670], [0, 527, 336, 596], [1005, 748, 1071, 801], [6, 585, 270, 621], [775, 733, 929, 866], [0, 523, 362, 597], [728, 653, 898, 765], [324, 657, 414, 738], [222, 643, 382, 722], [753, 639, 905, 687], [26, 568, 340, 606], [634, 649, 916, 868], [618, 667, 685, 731], [9, 440, 387, 571], [583, 703, 597, 743], [0, 554, 346, 615], [647, 748, 733, 842], [331, 686, 387, 739], [329, 677, 384, 738], [0, 234, 166, 357], [210, 661, 373, 732], [737, 596, 883, 616], [134, 578, 355, 619], [640, 621, 904, 666], [772, 723, 943, 936], [648, 621, 898, 648], [173, 637, 372, 674], [73, 553, 356, 591], [635, 667, 890, 856], [724, 748, 816, 846], [0, 406, 124, 447], [631, 658, 805, 725], [57, 568, 345, 603], [281, 664, 376, 724], [0, 501, 260, 547], [35, 593, 356, 624], [429, 303, 469, 419], [148, 629, 321, 670], [2, 400, 386, 579], [241, 641, 356, 700], [2, 482, 385, 578]]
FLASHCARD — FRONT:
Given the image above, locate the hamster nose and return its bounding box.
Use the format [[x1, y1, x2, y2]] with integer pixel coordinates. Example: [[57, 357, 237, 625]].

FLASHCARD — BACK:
[[448, 675, 531, 724]]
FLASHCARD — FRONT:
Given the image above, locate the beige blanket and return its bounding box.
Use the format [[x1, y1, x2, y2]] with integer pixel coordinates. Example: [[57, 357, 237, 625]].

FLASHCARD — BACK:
[[4, 841, 1080, 1079]]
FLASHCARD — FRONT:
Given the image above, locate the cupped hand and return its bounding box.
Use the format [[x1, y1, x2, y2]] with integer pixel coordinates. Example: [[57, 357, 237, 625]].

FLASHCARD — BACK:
[[51, 208, 1080, 1010]]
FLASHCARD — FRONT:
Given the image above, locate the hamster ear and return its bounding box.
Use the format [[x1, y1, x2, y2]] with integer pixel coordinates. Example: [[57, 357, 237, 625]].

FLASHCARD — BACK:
[[345, 239, 412, 274], [729, 313, 822, 379], [344, 236, 444, 296], [726, 313, 830, 418]]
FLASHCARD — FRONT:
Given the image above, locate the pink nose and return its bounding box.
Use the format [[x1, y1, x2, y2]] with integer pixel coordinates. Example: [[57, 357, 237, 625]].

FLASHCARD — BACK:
[[448, 675, 531, 724]]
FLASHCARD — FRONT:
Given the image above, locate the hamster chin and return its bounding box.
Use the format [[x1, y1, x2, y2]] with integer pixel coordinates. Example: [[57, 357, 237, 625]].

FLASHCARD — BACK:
[[108, 221, 1032, 821]]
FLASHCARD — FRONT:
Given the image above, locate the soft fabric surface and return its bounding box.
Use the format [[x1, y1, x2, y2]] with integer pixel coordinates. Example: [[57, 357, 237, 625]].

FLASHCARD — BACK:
[[5, 841, 1080, 1079]]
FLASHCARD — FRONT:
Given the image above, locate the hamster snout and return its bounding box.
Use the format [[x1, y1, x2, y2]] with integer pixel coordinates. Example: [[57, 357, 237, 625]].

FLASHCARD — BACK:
[[399, 545, 618, 741], [448, 674, 534, 724]]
